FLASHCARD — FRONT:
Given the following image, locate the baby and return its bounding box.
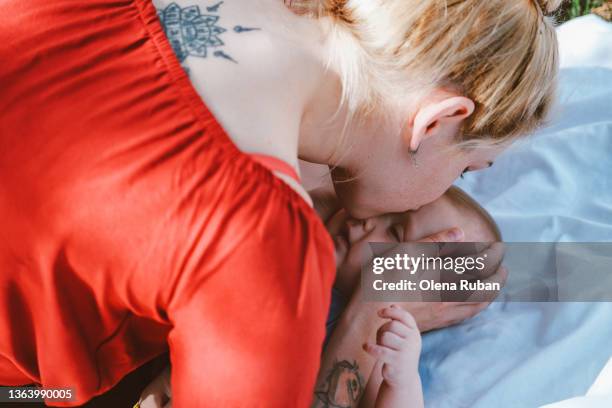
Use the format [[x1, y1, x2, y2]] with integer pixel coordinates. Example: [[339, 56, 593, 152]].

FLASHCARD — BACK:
[[139, 186, 501, 408], [322, 186, 501, 408]]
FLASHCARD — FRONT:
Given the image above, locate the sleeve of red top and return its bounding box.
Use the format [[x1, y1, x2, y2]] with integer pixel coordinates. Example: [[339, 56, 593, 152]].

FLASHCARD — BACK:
[[165, 201, 334, 407]]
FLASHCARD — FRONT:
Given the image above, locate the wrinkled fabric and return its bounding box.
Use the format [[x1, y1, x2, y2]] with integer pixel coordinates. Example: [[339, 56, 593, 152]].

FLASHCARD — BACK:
[[0, 0, 335, 406]]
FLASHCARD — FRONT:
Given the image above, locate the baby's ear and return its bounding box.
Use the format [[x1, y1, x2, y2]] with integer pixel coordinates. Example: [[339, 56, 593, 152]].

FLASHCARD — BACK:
[[408, 96, 475, 151]]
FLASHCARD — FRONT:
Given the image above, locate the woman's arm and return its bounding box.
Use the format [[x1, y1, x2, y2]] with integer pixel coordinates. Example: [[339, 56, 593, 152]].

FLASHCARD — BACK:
[[312, 230, 449, 408], [314, 304, 425, 408], [313, 292, 380, 408], [314, 236, 506, 407]]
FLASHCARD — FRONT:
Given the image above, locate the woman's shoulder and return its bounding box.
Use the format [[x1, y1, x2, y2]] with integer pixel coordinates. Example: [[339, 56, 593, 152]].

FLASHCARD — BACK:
[[155, 0, 319, 156]]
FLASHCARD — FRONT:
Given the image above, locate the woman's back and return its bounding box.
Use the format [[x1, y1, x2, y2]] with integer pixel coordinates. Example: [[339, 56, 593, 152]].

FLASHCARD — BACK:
[[0, 0, 335, 405], [153, 0, 326, 167]]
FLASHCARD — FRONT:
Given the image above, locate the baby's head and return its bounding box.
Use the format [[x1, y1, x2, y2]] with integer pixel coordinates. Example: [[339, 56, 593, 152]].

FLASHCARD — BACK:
[[329, 186, 501, 271]]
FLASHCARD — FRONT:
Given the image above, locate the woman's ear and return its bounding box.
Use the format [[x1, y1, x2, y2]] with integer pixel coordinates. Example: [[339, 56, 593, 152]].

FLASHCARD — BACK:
[[408, 96, 475, 151]]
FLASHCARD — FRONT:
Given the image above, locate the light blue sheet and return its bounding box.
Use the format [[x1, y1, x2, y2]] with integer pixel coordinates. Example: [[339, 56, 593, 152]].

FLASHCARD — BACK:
[[421, 16, 612, 408]]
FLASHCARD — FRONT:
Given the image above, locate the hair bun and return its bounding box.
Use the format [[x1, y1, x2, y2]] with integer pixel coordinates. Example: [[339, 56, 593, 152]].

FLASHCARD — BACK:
[[535, 0, 563, 14]]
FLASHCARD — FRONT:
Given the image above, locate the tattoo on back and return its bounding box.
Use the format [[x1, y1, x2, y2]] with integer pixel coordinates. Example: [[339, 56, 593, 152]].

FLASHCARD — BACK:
[[315, 360, 365, 408], [157, 1, 261, 70]]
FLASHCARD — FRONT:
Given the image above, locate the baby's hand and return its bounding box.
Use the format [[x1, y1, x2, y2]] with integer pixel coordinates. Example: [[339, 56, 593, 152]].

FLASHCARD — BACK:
[[363, 305, 422, 388]]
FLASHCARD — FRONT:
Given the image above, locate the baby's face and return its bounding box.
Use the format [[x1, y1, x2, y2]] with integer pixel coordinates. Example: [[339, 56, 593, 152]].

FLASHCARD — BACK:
[[327, 193, 496, 274]]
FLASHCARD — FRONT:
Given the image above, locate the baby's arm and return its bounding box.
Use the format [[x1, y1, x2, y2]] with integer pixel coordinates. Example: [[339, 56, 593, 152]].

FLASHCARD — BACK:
[[363, 305, 424, 408]]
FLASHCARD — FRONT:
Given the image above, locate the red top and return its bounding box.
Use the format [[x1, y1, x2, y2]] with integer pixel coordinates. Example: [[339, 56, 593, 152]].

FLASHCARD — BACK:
[[250, 154, 301, 183], [0, 0, 335, 406]]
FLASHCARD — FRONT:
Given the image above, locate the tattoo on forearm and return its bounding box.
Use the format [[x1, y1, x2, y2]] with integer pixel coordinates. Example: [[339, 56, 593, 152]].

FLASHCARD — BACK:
[[157, 1, 261, 70], [315, 360, 365, 408]]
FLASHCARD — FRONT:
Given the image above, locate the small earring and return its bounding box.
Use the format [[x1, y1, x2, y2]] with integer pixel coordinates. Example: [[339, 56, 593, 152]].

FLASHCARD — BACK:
[[410, 148, 419, 168]]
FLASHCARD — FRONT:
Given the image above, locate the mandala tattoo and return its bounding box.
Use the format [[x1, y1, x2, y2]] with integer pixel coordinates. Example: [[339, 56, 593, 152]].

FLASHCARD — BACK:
[[315, 360, 364, 408], [158, 1, 261, 67]]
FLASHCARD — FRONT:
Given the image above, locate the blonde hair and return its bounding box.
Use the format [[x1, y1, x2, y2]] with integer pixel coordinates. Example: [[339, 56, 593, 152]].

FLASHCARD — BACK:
[[287, 0, 561, 145], [446, 186, 502, 241]]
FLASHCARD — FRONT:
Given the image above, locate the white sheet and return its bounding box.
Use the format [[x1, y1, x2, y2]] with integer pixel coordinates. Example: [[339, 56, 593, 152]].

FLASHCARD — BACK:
[[420, 16, 612, 408], [540, 358, 612, 407]]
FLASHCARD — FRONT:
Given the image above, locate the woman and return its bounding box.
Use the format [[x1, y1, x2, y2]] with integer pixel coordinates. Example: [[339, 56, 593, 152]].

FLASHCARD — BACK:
[[0, 0, 559, 406]]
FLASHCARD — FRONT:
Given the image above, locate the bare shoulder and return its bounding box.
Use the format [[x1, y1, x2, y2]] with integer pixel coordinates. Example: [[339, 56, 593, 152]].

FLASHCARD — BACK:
[[152, 0, 322, 160], [153, 0, 297, 67]]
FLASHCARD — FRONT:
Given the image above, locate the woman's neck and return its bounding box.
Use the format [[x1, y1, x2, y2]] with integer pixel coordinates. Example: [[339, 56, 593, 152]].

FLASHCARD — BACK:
[[298, 68, 347, 166], [276, 7, 346, 167]]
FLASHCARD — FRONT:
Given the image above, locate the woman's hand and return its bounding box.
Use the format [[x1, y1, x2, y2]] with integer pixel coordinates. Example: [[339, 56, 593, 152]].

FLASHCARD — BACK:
[[137, 365, 171, 408], [314, 227, 470, 406], [399, 241, 507, 332], [367, 232, 507, 332], [314, 228, 507, 407], [398, 297, 497, 332]]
